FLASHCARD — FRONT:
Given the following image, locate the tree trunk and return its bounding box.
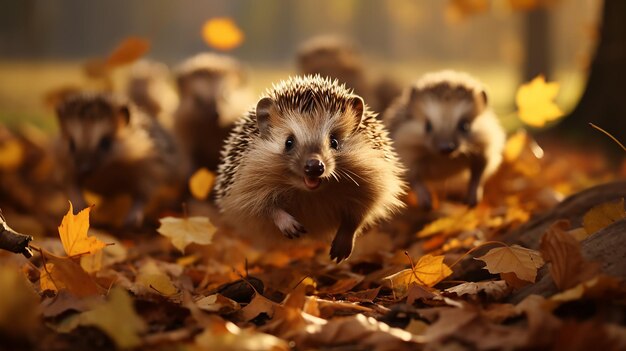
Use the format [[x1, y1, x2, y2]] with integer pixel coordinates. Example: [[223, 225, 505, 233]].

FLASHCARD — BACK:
[[524, 8, 551, 81]]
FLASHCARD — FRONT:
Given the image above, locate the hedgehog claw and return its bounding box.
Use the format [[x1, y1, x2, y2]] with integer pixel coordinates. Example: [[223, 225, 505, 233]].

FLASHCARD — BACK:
[[274, 209, 307, 239]]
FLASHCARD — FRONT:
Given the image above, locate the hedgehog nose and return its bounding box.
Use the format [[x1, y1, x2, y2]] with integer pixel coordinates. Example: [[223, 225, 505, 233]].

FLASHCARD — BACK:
[[438, 142, 458, 155], [304, 159, 325, 178]]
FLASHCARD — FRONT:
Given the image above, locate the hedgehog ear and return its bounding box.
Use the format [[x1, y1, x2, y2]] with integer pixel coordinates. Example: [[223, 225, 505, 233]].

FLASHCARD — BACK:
[[256, 97, 274, 137], [347, 96, 364, 134]]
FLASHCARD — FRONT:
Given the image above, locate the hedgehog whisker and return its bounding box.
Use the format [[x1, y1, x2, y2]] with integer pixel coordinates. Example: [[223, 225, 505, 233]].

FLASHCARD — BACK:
[[338, 169, 360, 187], [343, 168, 365, 183]]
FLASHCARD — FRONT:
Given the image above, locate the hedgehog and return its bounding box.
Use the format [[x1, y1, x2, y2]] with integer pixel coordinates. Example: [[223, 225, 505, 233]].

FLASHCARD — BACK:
[[383, 70, 506, 209], [173, 53, 253, 172], [125, 59, 179, 129], [55, 92, 186, 226], [214, 75, 406, 262]]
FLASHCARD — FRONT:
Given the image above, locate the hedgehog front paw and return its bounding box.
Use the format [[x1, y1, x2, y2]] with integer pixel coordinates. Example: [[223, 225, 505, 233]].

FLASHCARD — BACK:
[[273, 209, 307, 239], [330, 232, 354, 263]]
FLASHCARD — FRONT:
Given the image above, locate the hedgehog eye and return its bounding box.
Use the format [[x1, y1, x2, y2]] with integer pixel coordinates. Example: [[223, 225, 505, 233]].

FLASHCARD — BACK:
[[457, 118, 471, 133], [425, 119, 433, 133], [99, 135, 113, 152], [284, 135, 295, 151], [330, 134, 339, 150]]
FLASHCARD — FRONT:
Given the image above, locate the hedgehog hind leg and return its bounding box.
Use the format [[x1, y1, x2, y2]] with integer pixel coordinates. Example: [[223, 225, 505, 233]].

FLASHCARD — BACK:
[[329, 215, 361, 263]]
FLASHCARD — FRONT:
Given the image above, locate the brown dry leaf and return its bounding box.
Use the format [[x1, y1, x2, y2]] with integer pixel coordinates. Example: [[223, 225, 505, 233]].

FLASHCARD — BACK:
[[39, 254, 101, 297], [539, 220, 601, 290], [384, 254, 453, 297], [189, 168, 215, 200], [516, 75, 563, 127], [514, 295, 562, 348], [500, 272, 532, 289], [582, 198, 625, 235], [195, 317, 289, 351], [105, 37, 150, 68], [236, 293, 277, 322], [318, 275, 363, 295], [58, 202, 106, 257], [406, 283, 437, 305], [550, 275, 623, 303], [135, 260, 178, 296], [444, 280, 512, 301], [157, 216, 216, 252], [201, 18, 244, 51], [475, 244, 544, 283], [422, 306, 479, 342], [196, 294, 240, 313]]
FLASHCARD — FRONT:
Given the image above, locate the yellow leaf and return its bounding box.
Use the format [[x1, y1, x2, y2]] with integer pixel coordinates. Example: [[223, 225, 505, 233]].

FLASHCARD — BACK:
[[516, 75, 563, 127], [583, 198, 625, 235], [189, 168, 215, 200], [384, 254, 453, 296], [136, 260, 178, 296], [417, 209, 482, 238], [105, 37, 150, 68], [80, 250, 103, 273], [202, 17, 244, 51], [157, 216, 216, 252], [503, 130, 528, 163], [79, 288, 147, 349], [475, 245, 544, 283], [58, 202, 106, 257], [0, 139, 24, 171]]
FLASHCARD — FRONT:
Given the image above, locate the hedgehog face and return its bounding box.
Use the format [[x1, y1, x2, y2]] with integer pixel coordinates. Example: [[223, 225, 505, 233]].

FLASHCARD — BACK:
[[56, 97, 129, 179], [255, 95, 364, 191], [401, 87, 487, 157]]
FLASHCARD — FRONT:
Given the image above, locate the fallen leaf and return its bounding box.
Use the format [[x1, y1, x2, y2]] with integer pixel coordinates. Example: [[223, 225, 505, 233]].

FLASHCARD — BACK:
[[417, 208, 484, 238], [384, 254, 453, 297], [40, 254, 102, 297], [201, 18, 244, 51], [195, 317, 289, 351], [196, 294, 240, 313], [58, 202, 106, 257], [136, 260, 178, 296], [157, 216, 216, 252], [550, 275, 623, 303], [583, 198, 625, 235], [189, 168, 215, 200], [78, 288, 147, 349], [105, 37, 150, 68], [475, 245, 544, 283], [539, 220, 600, 290], [444, 280, 512, 301], [406, 282, 437, 305], [516, 75, 563, 127], [422, 306, 479, 342], [236, 293, 277, 322]]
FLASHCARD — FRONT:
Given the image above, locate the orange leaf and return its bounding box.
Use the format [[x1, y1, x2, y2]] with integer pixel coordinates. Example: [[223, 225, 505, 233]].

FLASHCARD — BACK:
[[516, 75, 563, 127], [475, 244, 544, 283], [582, 198, 625, 236], [58, 202, 106, 257], [384, 254, 452, 296], [189, 168, 215, 200], [39, 255, 102, 297], [201, 18, 244, 51], [540, 220, 601, 290], [105, 37, 151, 68]]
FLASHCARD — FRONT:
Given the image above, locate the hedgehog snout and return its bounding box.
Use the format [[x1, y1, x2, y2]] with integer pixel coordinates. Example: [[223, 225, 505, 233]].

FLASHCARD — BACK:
[[304, 158, 325, 178]]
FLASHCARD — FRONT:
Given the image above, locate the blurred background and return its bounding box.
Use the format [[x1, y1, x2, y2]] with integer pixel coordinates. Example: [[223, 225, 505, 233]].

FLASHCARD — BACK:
[[0, 0, 603, 132]]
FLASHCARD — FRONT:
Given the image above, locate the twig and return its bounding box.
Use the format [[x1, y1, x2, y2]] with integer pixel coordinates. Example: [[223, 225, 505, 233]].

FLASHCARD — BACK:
[[0, 209, 34, 258], [589, 122, 626, 152]]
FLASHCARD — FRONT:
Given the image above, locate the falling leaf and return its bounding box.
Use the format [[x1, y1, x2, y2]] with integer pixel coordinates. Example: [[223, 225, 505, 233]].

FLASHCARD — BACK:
[[202, 17, 245, 51], [105, 37, 150, 68], [189, 168, 215, 200], [583, 198, 625, 235], [540, 220, 601, 290], [0, 139, 24, 171], [136, 260, 178, 296], [475, 245, 544, 282], [78, 288, 147, 349], [384, 254, 453, 296], [39, 254, 102, 297], [516, 75, 563, 127], [58, 202, 106, 257], [157, 216, 216, 252]]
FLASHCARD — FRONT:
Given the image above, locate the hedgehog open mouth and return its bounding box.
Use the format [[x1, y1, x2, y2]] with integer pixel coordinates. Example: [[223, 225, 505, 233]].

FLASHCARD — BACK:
[[304, 176, 321, 190]]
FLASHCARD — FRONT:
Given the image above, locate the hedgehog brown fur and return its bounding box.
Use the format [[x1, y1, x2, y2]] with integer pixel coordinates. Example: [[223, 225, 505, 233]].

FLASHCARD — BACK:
[[215, 75, 406, 262]]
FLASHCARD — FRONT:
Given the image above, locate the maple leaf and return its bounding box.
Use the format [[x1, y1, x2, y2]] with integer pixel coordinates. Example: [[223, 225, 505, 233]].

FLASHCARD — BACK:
[[58, 202, 106, 257], [135, 260, 178, 296], [157, 216, 216, 252], [384, 254, 453, 297], [539, 220, 600, 290], [189, 168, 215, 200], [516, 75, 563, 127], [105, 36, 150, 68], [78, 288, 147, 349], [583, 198, 626, 235], [475, 245, 544, 283], [39, 254, 102, 297], [202, 17, 244, 51]]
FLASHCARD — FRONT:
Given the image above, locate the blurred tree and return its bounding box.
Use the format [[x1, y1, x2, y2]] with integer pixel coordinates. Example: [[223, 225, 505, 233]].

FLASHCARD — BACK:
[[524, 8, 551, 80], [553, 0, 626, 155]]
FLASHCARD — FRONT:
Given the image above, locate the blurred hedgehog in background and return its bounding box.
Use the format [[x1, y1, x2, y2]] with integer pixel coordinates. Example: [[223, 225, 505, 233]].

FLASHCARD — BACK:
[[55, 92, 186, 226], [174, 53, 254, 172], [125, 59, 179, 130], [384, 70, 505, 210]]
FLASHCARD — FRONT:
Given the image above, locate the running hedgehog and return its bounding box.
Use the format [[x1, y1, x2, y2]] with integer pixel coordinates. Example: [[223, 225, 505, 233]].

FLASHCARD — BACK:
[[383, 70, 505, 209], [174, 53, 253, 172], [55, 92, 186, 226], [214, 75, 406, 262]]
